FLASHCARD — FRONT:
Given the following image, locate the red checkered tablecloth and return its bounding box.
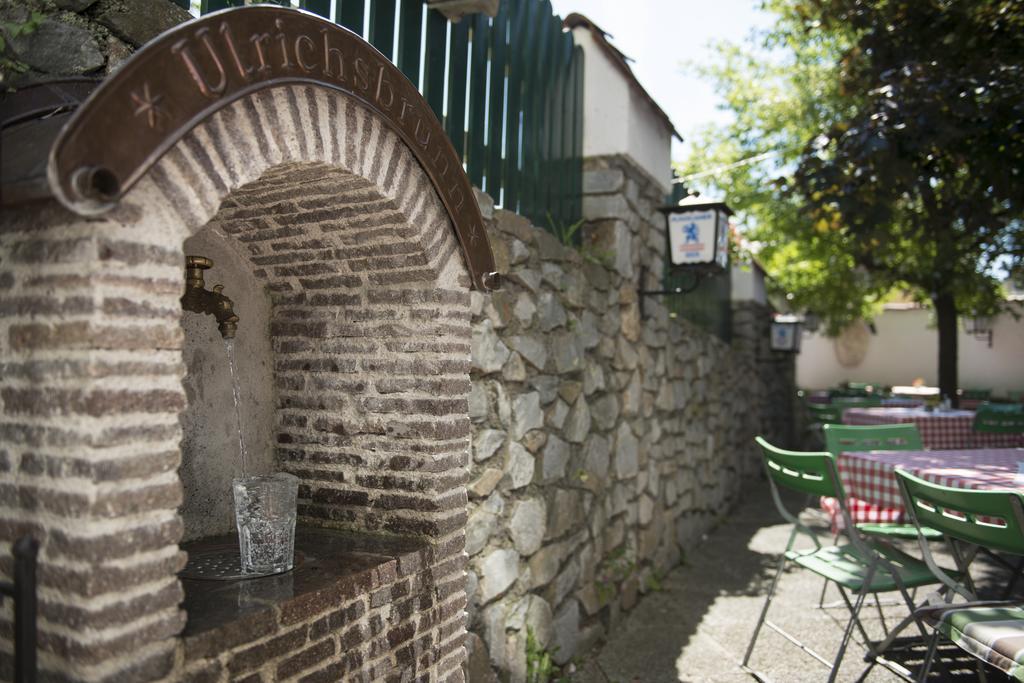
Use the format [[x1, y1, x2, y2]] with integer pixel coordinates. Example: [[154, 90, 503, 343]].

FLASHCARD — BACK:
[[843, 407, 1024, 450], [822, 448, 1024, 530]]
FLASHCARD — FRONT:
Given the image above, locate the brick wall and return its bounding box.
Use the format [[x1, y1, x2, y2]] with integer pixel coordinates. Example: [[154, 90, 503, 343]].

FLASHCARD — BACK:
[[0, 86, 472, 681], [463, 155, 796, 680]]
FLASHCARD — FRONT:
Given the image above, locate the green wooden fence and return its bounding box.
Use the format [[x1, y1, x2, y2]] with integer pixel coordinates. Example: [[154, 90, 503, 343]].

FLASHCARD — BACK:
[[199, 0, 584, 235]]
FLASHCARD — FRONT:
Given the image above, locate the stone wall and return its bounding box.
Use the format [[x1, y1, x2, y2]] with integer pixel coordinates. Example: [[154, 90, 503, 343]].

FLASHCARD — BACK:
[[463, 154, 794, 680], [0, 0, 189, 86]]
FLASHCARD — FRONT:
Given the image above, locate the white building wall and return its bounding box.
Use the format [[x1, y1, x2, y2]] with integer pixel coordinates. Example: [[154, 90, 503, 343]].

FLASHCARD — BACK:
[[797, 304, 1024, 396], [731, 263, 767, 304], [572, 28, 674, 193], [626, 96, 674, 193]]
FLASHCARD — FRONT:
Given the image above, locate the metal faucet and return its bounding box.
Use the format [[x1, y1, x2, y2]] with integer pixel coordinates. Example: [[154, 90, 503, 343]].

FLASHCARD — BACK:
[[180, 255, 239, 339]]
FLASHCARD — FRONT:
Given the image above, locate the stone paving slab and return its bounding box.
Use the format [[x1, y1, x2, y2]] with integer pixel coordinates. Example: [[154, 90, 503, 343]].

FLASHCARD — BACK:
[[571, 477, 1014, 683]]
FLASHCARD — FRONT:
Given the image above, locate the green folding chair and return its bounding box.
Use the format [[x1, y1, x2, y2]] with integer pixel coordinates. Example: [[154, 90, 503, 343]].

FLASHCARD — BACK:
[[808, 403, 843, 424], [743, 437, 944, 682], [805, 403, 843, 449], [892, 469, 1024, 681], [974, 405, 1024, 434], [822, 424, 941, 542], [961, 388, 993, 401]]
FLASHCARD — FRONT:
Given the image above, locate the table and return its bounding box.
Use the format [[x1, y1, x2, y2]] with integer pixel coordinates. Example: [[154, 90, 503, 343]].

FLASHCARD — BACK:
[[892, 385, 940, 397], [843, 407, 1024, 450], [822, 448, 1024, 529], [804, 393, 923, 407]]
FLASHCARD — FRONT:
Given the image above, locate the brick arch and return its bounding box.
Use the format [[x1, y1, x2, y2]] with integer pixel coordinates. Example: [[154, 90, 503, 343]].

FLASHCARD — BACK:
[[141, 85, 468, 291]]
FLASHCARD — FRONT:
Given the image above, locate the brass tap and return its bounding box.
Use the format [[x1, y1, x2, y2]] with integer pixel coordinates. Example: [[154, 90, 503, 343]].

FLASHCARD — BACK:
[[180, 255, 239, 339]]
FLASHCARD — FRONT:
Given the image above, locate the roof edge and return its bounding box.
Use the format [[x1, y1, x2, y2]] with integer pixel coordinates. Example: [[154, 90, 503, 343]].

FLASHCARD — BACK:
[[563, 12, 682, 142]]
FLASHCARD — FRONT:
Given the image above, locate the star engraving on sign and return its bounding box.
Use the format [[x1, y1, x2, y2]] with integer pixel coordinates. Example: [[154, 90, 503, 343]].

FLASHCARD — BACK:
[[468, 224, 480, 245], [130, 82, 167, 130]]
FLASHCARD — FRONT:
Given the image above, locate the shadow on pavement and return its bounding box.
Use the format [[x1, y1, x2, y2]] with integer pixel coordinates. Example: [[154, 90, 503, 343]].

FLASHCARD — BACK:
[[572, 476, 1023, 683]]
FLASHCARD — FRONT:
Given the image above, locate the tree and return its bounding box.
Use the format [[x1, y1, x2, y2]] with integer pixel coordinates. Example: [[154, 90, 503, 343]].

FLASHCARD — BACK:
[[682, 0, 1024, 402], [680, 1, 884, 330], [793, 0, 1024, 402]]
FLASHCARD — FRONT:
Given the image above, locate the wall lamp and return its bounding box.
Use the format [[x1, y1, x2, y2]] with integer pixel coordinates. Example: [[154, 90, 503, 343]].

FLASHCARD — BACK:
[[771, 314, 803, 352], [639, 197, 732, 316], [964, 315, 994, 348]]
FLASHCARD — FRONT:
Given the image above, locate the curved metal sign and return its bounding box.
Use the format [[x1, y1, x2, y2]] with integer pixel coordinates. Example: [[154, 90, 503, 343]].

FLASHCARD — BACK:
[[47, 6, 498, 291]]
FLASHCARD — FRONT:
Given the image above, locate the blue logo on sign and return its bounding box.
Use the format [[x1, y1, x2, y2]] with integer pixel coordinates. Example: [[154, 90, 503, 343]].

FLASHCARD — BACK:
[[684, 223, 699, 243]]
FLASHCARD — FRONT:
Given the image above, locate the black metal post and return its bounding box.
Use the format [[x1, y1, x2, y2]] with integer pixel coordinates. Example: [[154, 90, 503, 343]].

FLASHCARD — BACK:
[[1, 537, 39, 683]]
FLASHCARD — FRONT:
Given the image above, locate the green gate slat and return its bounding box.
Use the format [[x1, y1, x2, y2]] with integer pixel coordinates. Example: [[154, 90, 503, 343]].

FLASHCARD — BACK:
[[486, 2, 509, 202], [422, 7, 448, 121], [516, 0, 542, 221], [465, 13, 490, 188], [299, 0, 331, 18], [369, 0, 398, 59], [542, 14, 564, 228], [396, 0, 424, 85], [526, 1, 553, 227], [502, 0, 530, 214], [571, 45, 584, 226], [549, 29, 567, 229], [201, 0, 242, 12], [558, 31, 575, 228], [336, 0, 365, 35], [446, 20, 471, 160], [172, 0, 190, 11]]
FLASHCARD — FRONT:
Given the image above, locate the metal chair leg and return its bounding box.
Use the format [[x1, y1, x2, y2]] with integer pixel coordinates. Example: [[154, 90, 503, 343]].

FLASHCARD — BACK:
[[742, 554, 788, 668], [1001, 555, 1024, 599], [872, 592, 889, 637], [828, 583, 872, 683], [917, 630, 941, 682], [834, 585, 874, 647]]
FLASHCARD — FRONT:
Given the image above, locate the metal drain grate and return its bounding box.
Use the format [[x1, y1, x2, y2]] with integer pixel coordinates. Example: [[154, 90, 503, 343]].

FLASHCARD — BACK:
[[181, 547, 303, 581]]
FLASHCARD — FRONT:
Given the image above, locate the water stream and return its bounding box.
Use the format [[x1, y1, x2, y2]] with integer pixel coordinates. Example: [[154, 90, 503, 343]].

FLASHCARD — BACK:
[[224, 338, 249, 477]]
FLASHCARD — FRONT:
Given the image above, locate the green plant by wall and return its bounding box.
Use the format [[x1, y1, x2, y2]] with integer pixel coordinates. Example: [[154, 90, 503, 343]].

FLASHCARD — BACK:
[[0, 9, 44, 82], [546, 212, 585, 248], [524, 630, 573, 683], [594, 545, 636, 604], [545, 211, 617, 269]]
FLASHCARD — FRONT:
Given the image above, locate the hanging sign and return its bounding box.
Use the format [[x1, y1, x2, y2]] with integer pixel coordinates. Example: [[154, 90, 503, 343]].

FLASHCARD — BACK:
[[668, 210, 717, 266], [771, 316, 802, 352]]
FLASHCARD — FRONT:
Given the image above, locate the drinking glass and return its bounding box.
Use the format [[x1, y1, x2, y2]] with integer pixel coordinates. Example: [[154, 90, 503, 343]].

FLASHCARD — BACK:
[[232, 473, 299, 575]]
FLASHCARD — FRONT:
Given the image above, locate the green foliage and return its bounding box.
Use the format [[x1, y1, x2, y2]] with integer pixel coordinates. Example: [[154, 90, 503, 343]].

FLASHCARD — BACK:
[[644, 568, 665, 593], [595, 545, 635, 604], [0, 10, 44, 80], [792, 0, 1024, 314], [1, 10, 45, 40], [545, 210, 615, 268], [546, 212, 585, 247], [525, 627, 565, 683], [678, 1, 878, 333], [681, 0, 1024, 395]]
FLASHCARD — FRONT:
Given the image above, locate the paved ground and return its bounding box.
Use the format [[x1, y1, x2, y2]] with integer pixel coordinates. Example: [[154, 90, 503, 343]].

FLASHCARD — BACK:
[[571, 477, 1016, 683]]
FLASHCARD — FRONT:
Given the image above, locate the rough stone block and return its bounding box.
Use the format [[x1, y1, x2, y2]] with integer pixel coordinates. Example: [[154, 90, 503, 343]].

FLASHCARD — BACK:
[[582, 169, 625, 194], [505, 443, 534, 490], [537, 435, 569, 483], [509, 498, 546, 556], [511, 392, 543, 440], [477, 549, 520, 604], [550, 599, 580, 665], [507, 335, 547, 371]]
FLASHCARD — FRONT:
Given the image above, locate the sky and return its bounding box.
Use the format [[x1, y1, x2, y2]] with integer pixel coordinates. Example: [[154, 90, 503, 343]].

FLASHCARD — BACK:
[[548, 0, 774, 163]]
